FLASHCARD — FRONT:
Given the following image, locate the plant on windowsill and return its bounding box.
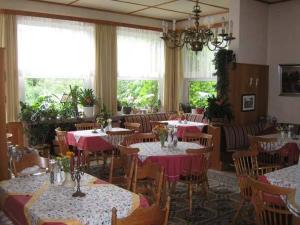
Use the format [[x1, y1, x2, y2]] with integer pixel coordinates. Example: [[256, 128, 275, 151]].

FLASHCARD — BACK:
[[204, 95, 233, 124], [121, 96, 135, 115], [79, 88, 97, 118]]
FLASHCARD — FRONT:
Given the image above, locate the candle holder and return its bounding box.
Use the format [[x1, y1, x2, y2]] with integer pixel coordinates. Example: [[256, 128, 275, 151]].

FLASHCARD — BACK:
[[71, 153, 86, 197]]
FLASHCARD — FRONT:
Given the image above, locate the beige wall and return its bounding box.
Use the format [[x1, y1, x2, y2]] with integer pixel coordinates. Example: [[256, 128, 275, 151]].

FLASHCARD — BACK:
[[0, 0, 163, 29], [267, 0, 300, 124]]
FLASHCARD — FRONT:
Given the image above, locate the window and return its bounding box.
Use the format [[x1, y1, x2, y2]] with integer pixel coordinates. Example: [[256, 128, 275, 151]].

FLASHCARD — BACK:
[[117, 27, 164, 108], [182, 47, 217, 108], [17, 16, 95, 104]]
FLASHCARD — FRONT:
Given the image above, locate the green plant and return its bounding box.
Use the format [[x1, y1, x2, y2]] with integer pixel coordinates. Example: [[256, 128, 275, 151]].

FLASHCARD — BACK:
[[95, 103, 111, 127], [79, 88, 97, 107], [69, 85, 80, 118], [213, 49, 235, 98], [204, 96, 233, 121]]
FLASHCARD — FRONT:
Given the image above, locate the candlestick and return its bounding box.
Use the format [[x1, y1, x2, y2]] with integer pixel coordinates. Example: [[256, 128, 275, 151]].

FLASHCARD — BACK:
[[172, 19, 176, 31], [71, 152, 85, 197]]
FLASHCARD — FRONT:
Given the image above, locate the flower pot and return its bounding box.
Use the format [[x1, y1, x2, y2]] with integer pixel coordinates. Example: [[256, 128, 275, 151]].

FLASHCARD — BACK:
[[63, 172, 75, 188], [83, 106, 94, 118], [122, 106, 132, 115]]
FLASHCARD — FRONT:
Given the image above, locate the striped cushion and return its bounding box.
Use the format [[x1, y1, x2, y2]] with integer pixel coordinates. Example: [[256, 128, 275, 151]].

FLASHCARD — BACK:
[[223, 123, 265, 151]]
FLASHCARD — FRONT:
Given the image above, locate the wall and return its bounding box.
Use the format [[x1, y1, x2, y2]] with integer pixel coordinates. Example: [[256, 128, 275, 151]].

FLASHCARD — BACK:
[[267, 0, 300, 124], [238, 0, 268, 65], [0, 0, 163, 29]]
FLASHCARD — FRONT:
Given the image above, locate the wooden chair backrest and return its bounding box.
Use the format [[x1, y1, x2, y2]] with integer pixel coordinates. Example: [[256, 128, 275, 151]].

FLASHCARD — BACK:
[[75, 122, 97, 130], [6, 122, 24, 147], [111, 196, 170, 225], [182, 131, 213, 147], [232, 150, 259, 177], [123, 133, 157, 146], [132, 161, 164, 205], [13, 151, 48, 176], [124, 122, 141, 132], [248, 176, 294, 225], [55, 128, 69, 155], [107, 130, 135, 147], [109, 145, 139, 190], [150, 121, 168, 130]]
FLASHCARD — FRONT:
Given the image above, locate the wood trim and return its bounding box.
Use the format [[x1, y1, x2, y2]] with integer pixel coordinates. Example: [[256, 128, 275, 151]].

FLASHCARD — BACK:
[[254, 0, 293, 4], [0, 9, 163, 32], [0, 48, 9, 181]]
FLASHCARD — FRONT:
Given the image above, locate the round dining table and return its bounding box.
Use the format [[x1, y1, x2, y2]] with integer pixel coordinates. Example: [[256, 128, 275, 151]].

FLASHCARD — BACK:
[[130, 141, 204, 182]]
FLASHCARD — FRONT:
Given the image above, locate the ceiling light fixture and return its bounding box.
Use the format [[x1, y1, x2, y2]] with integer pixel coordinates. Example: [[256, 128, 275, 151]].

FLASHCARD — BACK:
[[161, 0, 235, 53]]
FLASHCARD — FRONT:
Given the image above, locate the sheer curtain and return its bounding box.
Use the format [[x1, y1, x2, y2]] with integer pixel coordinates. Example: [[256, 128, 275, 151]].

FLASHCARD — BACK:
[[182, 46, 216, 79], [117, 27, 164, 79], [17, 16, 95, 81]]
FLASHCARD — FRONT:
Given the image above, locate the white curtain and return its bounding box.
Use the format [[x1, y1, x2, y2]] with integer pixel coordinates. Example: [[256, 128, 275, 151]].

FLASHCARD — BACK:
[[117, 27, 164, 79], [182, 46, 216, 80], [17, 16, 95, 79]]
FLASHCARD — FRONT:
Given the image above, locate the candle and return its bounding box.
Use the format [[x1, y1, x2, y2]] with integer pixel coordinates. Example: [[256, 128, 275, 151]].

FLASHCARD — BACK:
[[221, 17, 225, 33], [188, 16, 192, 28], [172, 19, 176, 31], [230, 20, 233, 34]]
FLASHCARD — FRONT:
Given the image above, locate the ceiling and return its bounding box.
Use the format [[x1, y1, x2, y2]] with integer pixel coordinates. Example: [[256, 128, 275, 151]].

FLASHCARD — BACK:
[[255, 0, 292, 3], [30, 0, 230, 21]]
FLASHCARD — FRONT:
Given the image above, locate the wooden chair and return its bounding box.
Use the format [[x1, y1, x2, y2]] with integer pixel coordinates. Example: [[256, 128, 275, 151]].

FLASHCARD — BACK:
[[182, 131, 213, 147], [55, 128, 69, 155], [248, 176, 296, 225], [124, 122, 141, 133], [111, 196, 170, 225], [107, 130, 135, 149], [150, 121, 168, 130], [108, 145, 139, 190], [250, 136, 284, 167], [6, 122, 24, 147], [123, 133, 157, 146], [75, 122, 98, 130], [132, 161, 164, 205], [13, 151, 48, 177], [179, 147, 212, 214], [231, 150, 280, 224]]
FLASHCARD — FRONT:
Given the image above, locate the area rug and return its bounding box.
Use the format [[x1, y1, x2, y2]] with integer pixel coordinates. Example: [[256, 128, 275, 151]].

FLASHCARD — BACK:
[[87, 166, 256, 225]]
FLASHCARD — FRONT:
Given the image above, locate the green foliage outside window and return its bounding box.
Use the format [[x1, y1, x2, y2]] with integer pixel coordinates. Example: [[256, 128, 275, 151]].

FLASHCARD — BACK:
[[188, 81, 217, 108], [117, 80, 160, 108], [25, 78, 84, 105]]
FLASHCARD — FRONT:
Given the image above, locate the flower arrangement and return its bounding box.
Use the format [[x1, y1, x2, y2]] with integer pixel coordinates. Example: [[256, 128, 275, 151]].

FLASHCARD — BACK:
[[79, 88, 97, 107], [57, 151, 75, 173], [152, 124, 168, 138]]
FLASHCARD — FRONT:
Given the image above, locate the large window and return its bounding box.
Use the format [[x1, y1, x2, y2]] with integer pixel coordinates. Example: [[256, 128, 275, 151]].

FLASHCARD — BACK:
[[17, 16, 95, 104], [182, 47, 216, 108], [117, 27, 164, 108]]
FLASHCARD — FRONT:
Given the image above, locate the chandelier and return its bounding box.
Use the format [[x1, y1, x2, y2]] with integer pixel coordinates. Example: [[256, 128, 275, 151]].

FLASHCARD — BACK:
[[160, 0, 235, 53]]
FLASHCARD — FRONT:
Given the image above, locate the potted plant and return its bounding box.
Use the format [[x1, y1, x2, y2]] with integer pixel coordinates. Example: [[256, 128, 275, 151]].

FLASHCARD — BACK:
[[79, 88, 97, 118], [204, 95, 233, 123], [121, 96, 134, 115]]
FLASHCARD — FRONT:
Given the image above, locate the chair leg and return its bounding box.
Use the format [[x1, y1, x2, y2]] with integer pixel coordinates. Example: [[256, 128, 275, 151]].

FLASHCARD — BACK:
[[188, 183, 193, 215], [231, 199, 245, 225], [202, 182, 209, 199]]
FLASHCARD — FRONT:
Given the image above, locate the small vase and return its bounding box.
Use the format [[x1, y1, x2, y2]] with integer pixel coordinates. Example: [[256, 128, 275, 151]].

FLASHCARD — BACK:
[[63, 172, 75, 188], [159, 136, 165, 147]]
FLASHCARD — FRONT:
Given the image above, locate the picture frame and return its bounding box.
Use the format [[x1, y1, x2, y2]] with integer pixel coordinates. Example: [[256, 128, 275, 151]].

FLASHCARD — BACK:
[[279, 64, 300, 96], [241, 94, 255, 112]]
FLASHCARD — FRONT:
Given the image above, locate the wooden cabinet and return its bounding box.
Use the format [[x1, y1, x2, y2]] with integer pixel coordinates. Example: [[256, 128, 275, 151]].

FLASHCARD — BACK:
[[228, 63, 269, 125]]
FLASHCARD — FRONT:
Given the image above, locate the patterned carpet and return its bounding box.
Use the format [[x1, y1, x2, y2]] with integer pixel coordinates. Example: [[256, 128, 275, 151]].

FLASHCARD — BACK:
[[87, 166, 256, 225]]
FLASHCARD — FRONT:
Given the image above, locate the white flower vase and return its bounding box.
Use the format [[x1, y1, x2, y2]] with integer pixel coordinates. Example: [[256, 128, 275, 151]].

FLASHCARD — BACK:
[[63, 172, 75, 188], [83, 106, 94, 118]]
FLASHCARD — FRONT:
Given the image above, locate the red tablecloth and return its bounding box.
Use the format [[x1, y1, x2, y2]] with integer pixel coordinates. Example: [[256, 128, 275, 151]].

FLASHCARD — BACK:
[[2, 179, 149, 225], [279, 143, 299, 166], [176, 126, 204, 138], [140, 154, 207, 182], [67, 131, 113, 152]]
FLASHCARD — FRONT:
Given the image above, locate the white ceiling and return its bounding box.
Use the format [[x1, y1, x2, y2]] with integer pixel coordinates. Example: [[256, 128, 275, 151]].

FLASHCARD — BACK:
[[31, 0, 230, 21]]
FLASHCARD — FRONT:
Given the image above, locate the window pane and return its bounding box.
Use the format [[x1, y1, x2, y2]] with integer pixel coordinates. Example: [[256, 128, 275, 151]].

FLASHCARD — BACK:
[[117, 80, 159, 108], [188, 81, 216, 108], [24, 78, 83, 105]]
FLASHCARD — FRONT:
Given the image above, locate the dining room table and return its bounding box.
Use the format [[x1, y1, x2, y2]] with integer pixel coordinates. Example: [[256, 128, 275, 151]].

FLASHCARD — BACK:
[[259, 133, 300, 165], [67, 127, 129, 152], [0, 173, 148, 225], [161, 120, 207, 138], [129, 141, 205, 182]]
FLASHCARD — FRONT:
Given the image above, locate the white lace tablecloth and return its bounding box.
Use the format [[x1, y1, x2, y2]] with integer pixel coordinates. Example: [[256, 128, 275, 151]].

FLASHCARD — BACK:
[[73, 128, 129, 143], [162, 120, 206, 128], [130, 141, 201, 162], [265, 165, 300, 217], [0, 174, 140, 225]]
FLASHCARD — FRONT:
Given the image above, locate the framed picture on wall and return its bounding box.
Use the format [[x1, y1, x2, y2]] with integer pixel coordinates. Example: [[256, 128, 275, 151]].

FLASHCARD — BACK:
[[279, 64, 300, 96], [241, 94, 255, 112]]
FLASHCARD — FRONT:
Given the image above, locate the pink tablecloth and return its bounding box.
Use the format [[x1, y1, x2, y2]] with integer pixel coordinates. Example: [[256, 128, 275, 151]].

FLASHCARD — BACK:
[[279, 143, 299, 166], [177, 126, 203, 138], [67, 131, 113, 152]]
